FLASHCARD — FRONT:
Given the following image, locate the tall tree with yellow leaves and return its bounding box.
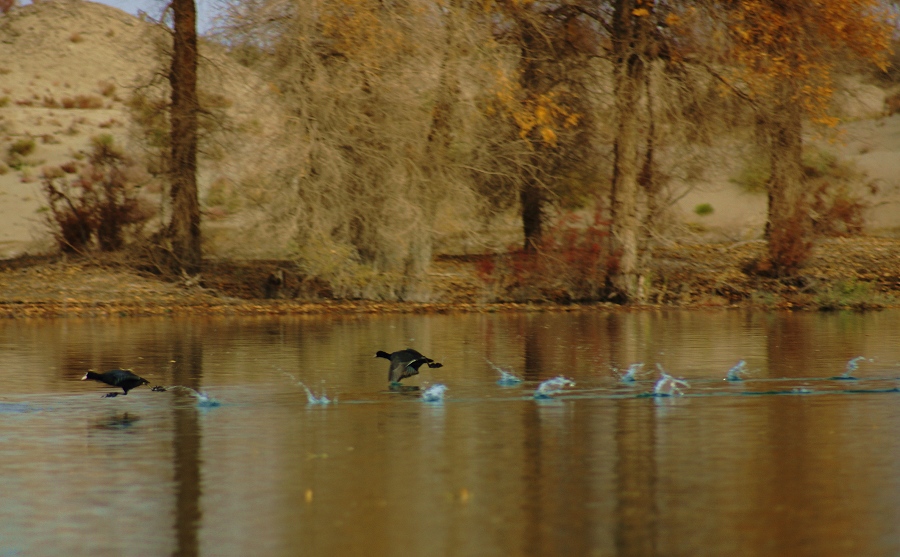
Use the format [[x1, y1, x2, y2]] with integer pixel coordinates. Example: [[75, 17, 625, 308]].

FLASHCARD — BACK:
[[483, 0, 600, 251], [718, 0, 893, 275]]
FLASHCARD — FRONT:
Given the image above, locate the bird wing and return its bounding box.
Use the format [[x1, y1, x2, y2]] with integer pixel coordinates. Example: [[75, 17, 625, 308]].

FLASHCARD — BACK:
[[386, 350, 438, 382], [390, 360, 421, 382]]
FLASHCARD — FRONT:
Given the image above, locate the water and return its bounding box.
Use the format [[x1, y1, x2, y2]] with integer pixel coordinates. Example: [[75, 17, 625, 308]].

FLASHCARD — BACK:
[[652, 366, 689, 396], [726, 359, 748, 381], [533, 376, 576, 399], [421, 383, 448, 402], [1, 310, 900, 556], [486, 358, 523, 386]]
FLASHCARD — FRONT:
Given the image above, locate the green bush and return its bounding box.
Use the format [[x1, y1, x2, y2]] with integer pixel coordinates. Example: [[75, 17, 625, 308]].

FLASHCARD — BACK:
[[694, 203, 714, 216]]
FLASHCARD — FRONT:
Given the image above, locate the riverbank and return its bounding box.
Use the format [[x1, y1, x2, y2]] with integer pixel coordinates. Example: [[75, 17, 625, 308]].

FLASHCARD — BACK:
[[0, 236, 897, 318]]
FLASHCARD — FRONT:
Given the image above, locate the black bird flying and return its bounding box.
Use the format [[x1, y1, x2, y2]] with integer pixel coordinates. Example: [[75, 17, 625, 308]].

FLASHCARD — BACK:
[[82, 369, 150, 397], [375, 348, 443, 383]]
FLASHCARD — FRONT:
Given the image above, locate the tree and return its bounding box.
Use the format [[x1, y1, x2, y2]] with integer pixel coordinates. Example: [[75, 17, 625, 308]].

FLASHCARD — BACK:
[[719, 0, 893, 275], [217, 0, 474, 299], [482, 0, 600, 251], [606, 0, 659, 301], [168, 0, 201, 273]]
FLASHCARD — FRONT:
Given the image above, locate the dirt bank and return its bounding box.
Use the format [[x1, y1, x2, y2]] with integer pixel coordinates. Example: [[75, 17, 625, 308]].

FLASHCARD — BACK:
[[1, 236, 898, 318]]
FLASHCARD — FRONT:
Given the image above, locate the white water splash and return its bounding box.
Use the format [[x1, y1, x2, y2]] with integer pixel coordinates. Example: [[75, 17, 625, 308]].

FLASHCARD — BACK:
[[654, 365, 689, 396], [486, 359, 523, 386], [620, 363, 644, 383], [282, 371, 332, 404], [534, 376, 575, 399], [726, 360, 748, 382], [842, 356, 871, 378], [422, 384, 448, 402], [299, 383, 332, 405], [169, 385, 221, 407]]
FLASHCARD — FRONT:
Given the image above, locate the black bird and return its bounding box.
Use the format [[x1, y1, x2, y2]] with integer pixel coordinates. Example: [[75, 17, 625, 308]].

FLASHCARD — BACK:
[[375, 348, 443, 384], [81, 369, 150, 397]]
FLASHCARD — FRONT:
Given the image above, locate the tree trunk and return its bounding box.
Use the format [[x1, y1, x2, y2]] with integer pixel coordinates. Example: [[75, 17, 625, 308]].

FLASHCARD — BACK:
[[168, 0, 201, 273], [521, 176, 543, 251], [765, 89, 810, 276], [518, 20, 545, 253], [608, 0, 650, 302]]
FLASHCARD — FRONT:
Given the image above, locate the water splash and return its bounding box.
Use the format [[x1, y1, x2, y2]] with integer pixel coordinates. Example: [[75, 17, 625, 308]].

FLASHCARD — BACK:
[[422, 383, 448, 402], [299, 383, 332, 405], [653, 365, 689, 397], [169, 386, 221, 408], [837, 356, 870, 379], [486, 359, 523, 386], [620, 363, 645, 383], [534, 376, 575, 399], [726, 360, 748, 382], [282, 371, 332, 404]]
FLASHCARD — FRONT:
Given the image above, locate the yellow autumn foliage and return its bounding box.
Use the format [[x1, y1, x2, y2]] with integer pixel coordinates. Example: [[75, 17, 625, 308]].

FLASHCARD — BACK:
[[724, 0, 894, 123], [489, 69, 582, 148]]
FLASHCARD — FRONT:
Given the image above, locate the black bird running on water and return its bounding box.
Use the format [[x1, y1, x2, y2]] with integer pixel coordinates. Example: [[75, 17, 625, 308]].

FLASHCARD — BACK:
[[375, 348, 443, 384], [81, 369, 150, 397]]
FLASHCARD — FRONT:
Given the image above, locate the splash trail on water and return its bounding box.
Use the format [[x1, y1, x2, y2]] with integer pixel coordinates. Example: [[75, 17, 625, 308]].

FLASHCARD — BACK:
[[282, 371, 332, 404], [299, 383, 332, 405], [726, 360, 748, 382], [534, 376, 575, 399], [168, 385, 221, 407], [422, 384, 447, 402], [653, 365, 689, 397], [619, 363, 644, 383], [835, 356, 871, 380], [486, 359, 523, 386]]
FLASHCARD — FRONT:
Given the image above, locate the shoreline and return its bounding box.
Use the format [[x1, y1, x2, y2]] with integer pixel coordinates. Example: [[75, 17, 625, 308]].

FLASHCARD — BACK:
[[1, 235, 898, 318]]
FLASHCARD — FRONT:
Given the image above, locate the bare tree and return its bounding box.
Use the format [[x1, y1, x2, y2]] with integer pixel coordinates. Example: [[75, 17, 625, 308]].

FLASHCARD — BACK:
[[167, 0, 201, 273]]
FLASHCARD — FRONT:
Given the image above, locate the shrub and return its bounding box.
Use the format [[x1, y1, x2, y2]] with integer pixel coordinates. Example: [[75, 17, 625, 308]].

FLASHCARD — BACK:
[[8, 138, 36, 157], [694, 203, 714, 216], [730, 151, 769, 193], [98, 81, 116, 98], [767, 212, 812, 277], [61, 95, 104, 109], [815, 279, 890, 311], [40, 135, 156, 253], [6, 138, 36, 169], [477, 205, 611, 302]]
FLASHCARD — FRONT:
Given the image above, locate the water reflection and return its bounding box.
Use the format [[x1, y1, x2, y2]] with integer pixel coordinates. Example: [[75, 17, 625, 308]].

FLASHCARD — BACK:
[[93, 412, 141, 431], [615, 400, 658, 557], [171, 322, 203, 557], [1, 311, 900, 556]]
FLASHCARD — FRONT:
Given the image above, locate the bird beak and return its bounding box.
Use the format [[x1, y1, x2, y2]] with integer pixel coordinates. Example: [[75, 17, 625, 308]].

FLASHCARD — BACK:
[[81, 373, 88, 380]]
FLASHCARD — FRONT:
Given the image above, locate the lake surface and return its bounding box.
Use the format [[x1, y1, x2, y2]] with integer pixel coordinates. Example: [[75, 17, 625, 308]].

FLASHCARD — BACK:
[[1, 310, 900, 556]]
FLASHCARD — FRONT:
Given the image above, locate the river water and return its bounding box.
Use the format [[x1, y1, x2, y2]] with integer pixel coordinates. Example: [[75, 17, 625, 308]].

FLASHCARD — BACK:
[[1, 310, 899, 556]]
